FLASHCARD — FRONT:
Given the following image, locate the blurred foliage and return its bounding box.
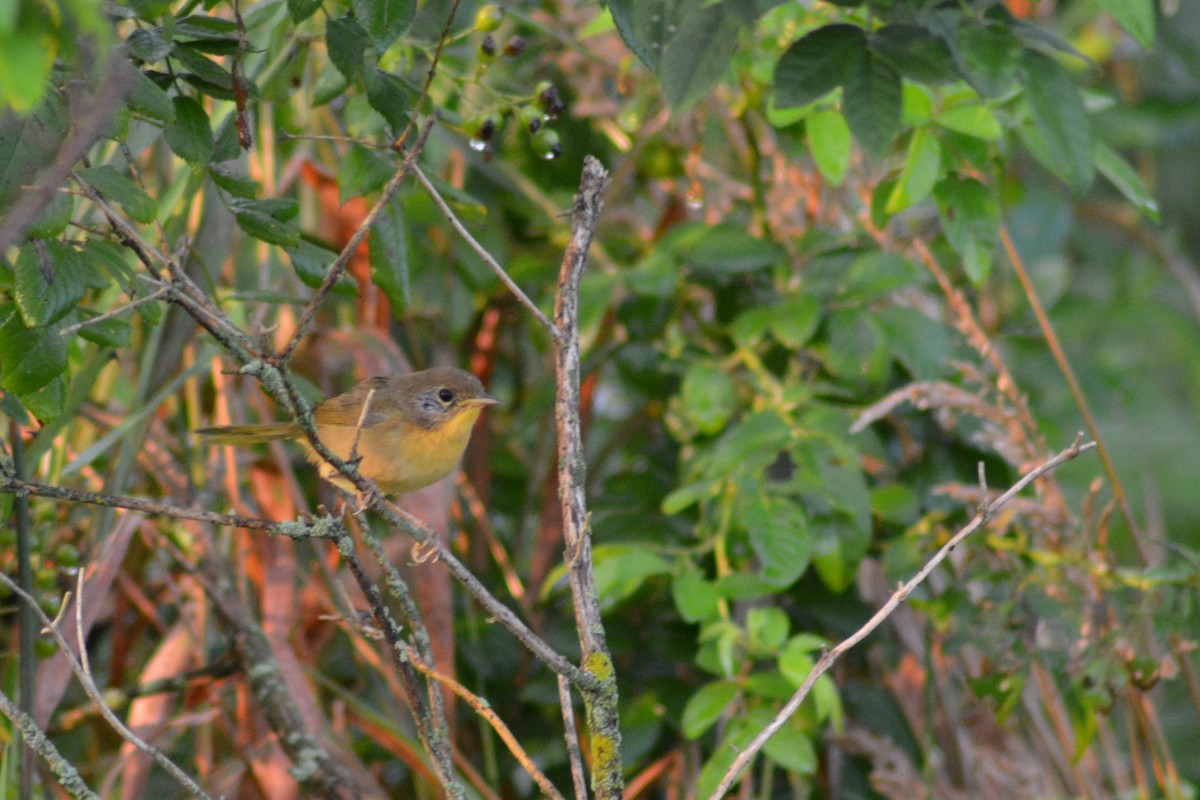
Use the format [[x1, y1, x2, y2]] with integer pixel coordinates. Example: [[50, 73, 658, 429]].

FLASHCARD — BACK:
[[1, 0, 1199, 797]]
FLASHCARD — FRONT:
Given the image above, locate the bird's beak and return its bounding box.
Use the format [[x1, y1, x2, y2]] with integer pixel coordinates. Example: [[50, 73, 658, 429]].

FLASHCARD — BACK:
[[462, 394, 500, 408]]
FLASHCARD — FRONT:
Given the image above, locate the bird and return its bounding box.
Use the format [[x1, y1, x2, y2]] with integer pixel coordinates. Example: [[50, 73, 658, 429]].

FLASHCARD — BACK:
[[196, 367, 498, 496]]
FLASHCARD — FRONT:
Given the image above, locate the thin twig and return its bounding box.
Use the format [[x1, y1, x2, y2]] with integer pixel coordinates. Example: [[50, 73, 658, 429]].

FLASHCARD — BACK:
[[0, 688, 98, 799], [0, 473, 277, 530], [708, 437, 1098, 800], [412, 162, 559, 337], [0, 571, 213, 798], [390, 0, 461, 150], [999, 226, 1146, 564], [408, 652, 565, 800], [278, 117, 436, 363], [58, 287, 171, 337], [558, 676, 588, 800]]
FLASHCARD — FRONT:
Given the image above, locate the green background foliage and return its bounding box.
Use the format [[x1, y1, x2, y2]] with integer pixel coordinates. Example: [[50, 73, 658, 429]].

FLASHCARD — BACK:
[[1, 0, 1199, 796]]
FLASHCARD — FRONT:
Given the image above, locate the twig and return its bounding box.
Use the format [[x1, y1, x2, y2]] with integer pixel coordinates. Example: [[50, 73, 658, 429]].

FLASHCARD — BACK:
[[58, 287, 171, 337], [390, 0, 461, 150], [0, 571, 213, 798], [0, 688, 98, 799], [0, 473, 278, 530], [708, 437, 1098, 800], [553, 155, 622, 800], [412, 162, 560, 337], [558, 676, 589, 800], [999, 226, 1146, 564], [408, 651, 565, 800], [278, 117, 436, 363]]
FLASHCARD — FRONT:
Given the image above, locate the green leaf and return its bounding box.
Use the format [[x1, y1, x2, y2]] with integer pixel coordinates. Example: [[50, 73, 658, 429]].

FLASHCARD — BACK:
[[773, 24, 866, 108], [824, 310, 888, 384], [661, 481, 711, 516], [368, 194, 410, 312], [957, 21, 1020, 98], [681, 680, 739, 740], [934, 175, 1000, 284], [339, 145, 394, 204], [1093, 141, 1159, 222], [770, 295, 821, 348], [208, 163, 259, 198], [681, 362, 737, 435], [658, 4, 740, 111], [679, 224, 783, 277], [745, 606, 790, 652], [1020, 50, 1093, 194], [607, 0, 684, 72], [762, 719, 817, 775], [127, 68, 176, 123], [591, 546, 672, 610], [173, 45, 235, 97], [875, 305, 951, 380], [0, 27, 54, 112], [365, 67, 414, 133], [935, 103, 1002, 140], [284, 238, 356, 296], [885, 127, 941, 213], [75, 312, 132, 348], [805, 108, 851, 186], [126, 28, 173, 62], [709, 410, 790, 476], [0, 89, 68, 210], [351, 0, 414, 52], [869, 483, 919, 524], [26, 191, 73, 239], [672, 563, 720, 623], [164, 95, 213, 165], [231, 198, 299, 246], [287, 0, 322, 23], [327, 15, 369, 83], [77, 165, 156, 223], [842, 50, 901, 158], [0, 306, 67, 397], [14, 243, 88, 327], [872, 24, 957, 85], [738, 490, 811, 589], [1097, 0, 1154, 49]]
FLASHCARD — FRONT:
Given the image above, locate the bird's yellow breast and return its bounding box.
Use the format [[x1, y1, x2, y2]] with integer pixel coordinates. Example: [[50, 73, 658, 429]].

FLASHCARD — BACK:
[[304, 406, 486, 495]]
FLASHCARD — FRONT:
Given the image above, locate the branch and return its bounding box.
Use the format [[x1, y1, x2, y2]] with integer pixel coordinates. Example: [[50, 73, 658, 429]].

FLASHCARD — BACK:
[[0, 688, 98, 800], [708, 436, 1097, 800], [412, 162, 559, 337], [277, 117, 436, 363], [553, 155, 623, 800]]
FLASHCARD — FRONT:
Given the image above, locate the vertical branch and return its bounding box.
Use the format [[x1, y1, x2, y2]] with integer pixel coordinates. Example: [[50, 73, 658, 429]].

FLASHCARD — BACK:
[[553, 156, 622, 799]]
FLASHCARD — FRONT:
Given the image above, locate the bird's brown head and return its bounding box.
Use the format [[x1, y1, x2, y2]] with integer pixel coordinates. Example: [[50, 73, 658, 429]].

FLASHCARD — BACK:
[[400, 367, 499, 430]]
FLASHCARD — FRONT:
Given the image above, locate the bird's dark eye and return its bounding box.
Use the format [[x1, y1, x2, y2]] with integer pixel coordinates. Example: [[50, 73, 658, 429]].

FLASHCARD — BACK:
[[437, 388, 454, 404]]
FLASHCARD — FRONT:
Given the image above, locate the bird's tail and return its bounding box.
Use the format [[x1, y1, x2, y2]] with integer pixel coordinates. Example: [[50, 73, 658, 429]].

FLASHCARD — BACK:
[[195, 423, 300, 445]]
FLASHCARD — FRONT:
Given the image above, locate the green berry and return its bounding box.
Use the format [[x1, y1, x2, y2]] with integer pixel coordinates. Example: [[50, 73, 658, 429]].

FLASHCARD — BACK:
[[475, 5, 503, 32], [531, 128, 561, 160]]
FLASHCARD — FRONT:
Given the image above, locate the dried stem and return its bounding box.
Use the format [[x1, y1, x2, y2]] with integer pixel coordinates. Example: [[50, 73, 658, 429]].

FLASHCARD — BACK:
[[553, 155, 622, 799], [709, 437, 1098, 799]]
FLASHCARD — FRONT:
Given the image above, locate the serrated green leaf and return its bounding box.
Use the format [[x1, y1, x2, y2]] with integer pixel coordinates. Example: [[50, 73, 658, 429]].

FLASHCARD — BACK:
[[658, 4, 739, 111], [681, 680, 739, 739], [681, 362, 736, 435], [352, 0, 415, 53], [327, 15, 369, 83], [842, 50, 901, 158], [607, 0, 680, 71], [806, 108, 850, 186], [231, 199, 299, 246], [367, 193, 410, 312], [773, 24, 867, 108], [1096, 0, 1154, 49], [126, 27, 173, 62], [1020, 50, 1093, 194], [172, 45, 235, 95], [14, 243, 88, 327], [127, 68, 175, 123], [26, 190, 73, 239], [872, 24, 957, 85], [365, 67, 414, 133], [164, 95, 213, 164], [283, 238, 358, 295], [208, 163, 259, 198], [0, 306, 67, 397], [1093, 141, 1159, 222], [957, 21, 1019, 98], [885, 127, 941, 213], [77, 165, 156, 223], [75, 313, 132, 348], [340, 145, 394, 204]]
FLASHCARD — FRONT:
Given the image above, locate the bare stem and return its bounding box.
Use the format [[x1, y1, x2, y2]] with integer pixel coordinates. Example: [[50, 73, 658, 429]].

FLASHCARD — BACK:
[[708, 437, 1098, 800]]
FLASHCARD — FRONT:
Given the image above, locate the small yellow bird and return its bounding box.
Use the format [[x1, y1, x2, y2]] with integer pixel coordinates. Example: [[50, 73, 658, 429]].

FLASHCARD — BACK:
[[196, 367, 498, 495]]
